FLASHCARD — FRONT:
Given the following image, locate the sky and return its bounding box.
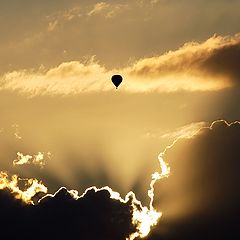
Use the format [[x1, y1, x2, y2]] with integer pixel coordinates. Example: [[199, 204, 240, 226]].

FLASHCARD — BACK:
[[0, 1, 240, 239]]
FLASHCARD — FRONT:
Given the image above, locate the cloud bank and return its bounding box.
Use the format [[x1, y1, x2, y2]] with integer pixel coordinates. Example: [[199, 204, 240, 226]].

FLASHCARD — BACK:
[[150, 120, 240, 240], [1, 33, 240, 95], [0, 187, 135, 240], [1, 120, 240, 240], [0, 170, 162, 240]]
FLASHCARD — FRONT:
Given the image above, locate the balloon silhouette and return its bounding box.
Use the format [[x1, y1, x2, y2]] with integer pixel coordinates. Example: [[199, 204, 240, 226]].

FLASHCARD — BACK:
[[111, 75, 123, 89]]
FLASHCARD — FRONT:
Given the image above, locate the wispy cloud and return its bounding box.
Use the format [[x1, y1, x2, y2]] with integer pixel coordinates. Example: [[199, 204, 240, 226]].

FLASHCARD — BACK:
[[88, 2, 128, 18], [47, 20, 58, 32], [160, 122, 207, 139], [144, 122, 207, 140], [45, 2, 128, 33], [88, 2, 110, 16]]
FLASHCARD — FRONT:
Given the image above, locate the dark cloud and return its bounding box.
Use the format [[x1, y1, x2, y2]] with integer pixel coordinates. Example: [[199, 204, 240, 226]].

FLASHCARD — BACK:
[[1, 119, 240, 240], [0, 187, 136, 240], [129, 34, 240, 91], [202, 41, 240, 83], [148, 121, 240, 240]]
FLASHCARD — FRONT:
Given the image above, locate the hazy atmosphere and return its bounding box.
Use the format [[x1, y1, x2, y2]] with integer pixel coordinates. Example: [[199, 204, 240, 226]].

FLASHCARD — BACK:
[[0, 1, 239, 239]]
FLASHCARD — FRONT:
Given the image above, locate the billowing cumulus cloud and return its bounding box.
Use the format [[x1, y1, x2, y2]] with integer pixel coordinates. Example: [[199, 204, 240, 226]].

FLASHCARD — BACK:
[[0, 171, 47, 204], [0, 168, 164, 240], [149, 120, 240, 240], [0, 34, 240, 95], [0, 187, 135, 240], [1, 120, 239, 240]]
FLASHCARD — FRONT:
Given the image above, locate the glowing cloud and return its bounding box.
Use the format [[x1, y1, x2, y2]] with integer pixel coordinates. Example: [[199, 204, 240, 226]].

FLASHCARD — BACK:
[[88, 2, 110, 16], [12, 124, 22, 140], [88, 2, 127, 18], [2, 136, 172, 240], [0, 171, 48, 204], [150, 120, 240, 239], [0, 33, 239, 95], [1, 120, 239, 240], [13, 152, 50, 168], [43, 184, 163, 239], [160, 122, 207, 139], [1, 120, 238, 239]]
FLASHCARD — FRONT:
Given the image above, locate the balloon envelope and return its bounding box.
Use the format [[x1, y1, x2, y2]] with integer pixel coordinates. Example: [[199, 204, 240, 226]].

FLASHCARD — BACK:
[[111, 75, 123, 89]]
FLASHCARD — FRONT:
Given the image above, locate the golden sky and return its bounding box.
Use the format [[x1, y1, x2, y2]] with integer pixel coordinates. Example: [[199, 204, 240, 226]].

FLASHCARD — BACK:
[[0, 0, 239, 198], [0, 0, 240, 72], [0, 1, 240, 240]]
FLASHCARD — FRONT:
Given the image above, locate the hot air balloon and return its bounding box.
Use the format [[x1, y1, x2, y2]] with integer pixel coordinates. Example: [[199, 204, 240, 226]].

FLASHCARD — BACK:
[[111, 75, 123, 89]]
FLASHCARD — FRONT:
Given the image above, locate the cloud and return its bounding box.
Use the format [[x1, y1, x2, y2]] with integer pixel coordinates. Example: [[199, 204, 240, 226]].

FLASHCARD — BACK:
[[149, 120, 240, 239], [0, 176, 162, 240], [0, 60, 111, 96], [88, 2, 128, 18], [145, 122, 207, 140], [88, 2, 110, 16], [0, 186, 135, 240], [201, 40, 240, 83], [12, 124, 22, 139], [3, 120, 240, 240], [0, 111, 173, 239], [127, 33, 240, 89], [0, 171, 47, 204], [44, 3, 128, 34], [13, 151, 49, 168], [1, 33, 239, 95], [45, 6, 83, 32], [1, 150, 167, 240], [46, 2, 128, 22], [160, 122, 207, 139], [1, 0, 240, 74], [47, 20, 58, 32]]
